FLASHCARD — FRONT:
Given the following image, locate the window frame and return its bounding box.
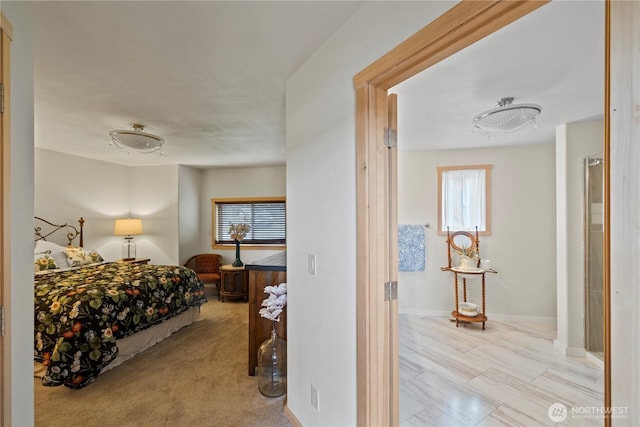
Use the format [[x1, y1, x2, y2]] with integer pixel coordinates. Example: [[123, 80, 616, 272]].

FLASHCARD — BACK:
[[211, 196, 286, 250], [437, 164, 492, 236]]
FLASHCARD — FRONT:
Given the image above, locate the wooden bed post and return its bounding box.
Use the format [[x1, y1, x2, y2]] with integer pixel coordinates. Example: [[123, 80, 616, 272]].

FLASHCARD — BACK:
[[79, 217, 84, 247]]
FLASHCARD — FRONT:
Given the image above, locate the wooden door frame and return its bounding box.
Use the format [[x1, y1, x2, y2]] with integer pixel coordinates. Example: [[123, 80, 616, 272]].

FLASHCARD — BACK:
[[353, 1, 614, 425], [0, 10, 12, 427]]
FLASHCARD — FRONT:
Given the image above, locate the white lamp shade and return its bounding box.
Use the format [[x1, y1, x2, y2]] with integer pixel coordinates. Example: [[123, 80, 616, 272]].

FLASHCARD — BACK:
[[114, 218, 143, 236]]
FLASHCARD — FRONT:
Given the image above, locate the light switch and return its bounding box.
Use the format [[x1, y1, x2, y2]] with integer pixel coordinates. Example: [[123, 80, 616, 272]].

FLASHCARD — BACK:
[[307, 253, 316, 275]]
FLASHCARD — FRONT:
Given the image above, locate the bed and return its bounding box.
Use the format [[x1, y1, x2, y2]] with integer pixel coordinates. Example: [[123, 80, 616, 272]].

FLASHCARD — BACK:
[[33, 217, 207, 389]]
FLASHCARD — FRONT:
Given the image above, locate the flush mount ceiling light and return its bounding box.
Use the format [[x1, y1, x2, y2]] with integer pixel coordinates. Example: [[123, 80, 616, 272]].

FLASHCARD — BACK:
[[473, 97, 542, 136], [109, 123, 164, 154]]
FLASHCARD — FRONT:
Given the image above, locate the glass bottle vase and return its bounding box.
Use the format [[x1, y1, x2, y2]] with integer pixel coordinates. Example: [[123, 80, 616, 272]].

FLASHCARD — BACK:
[[232, 239, 243, 267], [257, 322, 287, 397], [122, 237, 136, 260]]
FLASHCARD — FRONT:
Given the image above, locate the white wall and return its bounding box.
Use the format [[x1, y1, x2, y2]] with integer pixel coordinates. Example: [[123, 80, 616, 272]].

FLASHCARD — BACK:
[[178, 165, 203, 264], [4, 2, 35, 425], [35, 155, 285, 267], [35, 148, 129, 258], [130, 165, 180, 265], [35, 149, 181, 265], [398, 143, 557, 319], [555, 125, 569, 349], [286, 1, 455, 425], [555, 120, 603, 355], [200, 166, 286, 265]]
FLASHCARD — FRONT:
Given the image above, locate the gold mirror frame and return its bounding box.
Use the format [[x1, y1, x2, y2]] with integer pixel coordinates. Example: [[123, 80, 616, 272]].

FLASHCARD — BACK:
[[449, 231, 476, 254]]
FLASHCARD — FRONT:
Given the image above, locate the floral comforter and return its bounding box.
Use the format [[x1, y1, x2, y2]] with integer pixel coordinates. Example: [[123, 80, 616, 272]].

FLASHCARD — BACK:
[[34, 262, 207, 389]]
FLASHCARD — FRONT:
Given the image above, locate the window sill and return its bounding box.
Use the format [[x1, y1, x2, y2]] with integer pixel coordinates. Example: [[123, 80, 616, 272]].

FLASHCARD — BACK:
[[211, 244, 286, 251]]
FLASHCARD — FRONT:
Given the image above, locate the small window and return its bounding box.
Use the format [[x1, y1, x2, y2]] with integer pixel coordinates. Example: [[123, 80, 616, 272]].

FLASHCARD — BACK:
[[212, 197, 286, 248], [437, 165, 491, 236]]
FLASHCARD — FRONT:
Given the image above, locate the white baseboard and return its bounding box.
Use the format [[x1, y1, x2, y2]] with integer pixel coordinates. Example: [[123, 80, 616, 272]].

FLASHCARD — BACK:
[[488, 313, 557, 324], [554, 339, 566, 353], [399, 308, 450, 317], [566, 346, 586, 357], [399, 308, 556, 324], [284, 403, 303, 427], [585, 351, 604, 368], [553, 339, 587, 357]]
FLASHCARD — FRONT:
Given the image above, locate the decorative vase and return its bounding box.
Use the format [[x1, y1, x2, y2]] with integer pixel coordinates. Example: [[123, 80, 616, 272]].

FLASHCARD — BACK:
[[460, 256, 476, 270], [232, 239, 243, 267], [257, 322, 287, 397]]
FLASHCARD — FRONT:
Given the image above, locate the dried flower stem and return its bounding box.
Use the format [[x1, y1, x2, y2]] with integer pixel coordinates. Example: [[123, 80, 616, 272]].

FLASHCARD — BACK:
[[259, 283, 287, 322], [455, 244, 477, 258], [229, 222, 250, 241]]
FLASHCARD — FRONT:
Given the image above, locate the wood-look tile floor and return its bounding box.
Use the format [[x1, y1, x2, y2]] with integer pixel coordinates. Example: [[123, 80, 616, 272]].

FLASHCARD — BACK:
[[399, 315, 604, 427]]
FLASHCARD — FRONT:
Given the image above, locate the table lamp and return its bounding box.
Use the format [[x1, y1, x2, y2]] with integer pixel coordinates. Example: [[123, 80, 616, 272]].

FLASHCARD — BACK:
[[114, 218, 143, 260]]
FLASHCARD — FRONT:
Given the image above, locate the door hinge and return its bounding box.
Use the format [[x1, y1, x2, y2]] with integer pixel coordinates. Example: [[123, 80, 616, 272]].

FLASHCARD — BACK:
[[384, 281, 398, 301], [1, 306, 5, 336], [384, 127, 397, 148], [0, 83, 4, 114]]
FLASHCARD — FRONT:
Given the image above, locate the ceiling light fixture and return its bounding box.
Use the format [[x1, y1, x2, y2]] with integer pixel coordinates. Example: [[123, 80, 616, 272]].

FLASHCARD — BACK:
[[109, 123, 164, 154], [473, 97, 542, 137]]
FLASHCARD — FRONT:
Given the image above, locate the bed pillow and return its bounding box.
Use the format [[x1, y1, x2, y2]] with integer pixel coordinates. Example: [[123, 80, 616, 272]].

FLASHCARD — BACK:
[[34, 250, 58, 273], [34, 240, 70, 269], [64, 247, 104, 267]]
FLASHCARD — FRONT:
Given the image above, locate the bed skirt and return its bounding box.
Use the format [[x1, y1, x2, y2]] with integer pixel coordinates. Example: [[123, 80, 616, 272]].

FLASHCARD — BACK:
[[35, 306, 202, 379]]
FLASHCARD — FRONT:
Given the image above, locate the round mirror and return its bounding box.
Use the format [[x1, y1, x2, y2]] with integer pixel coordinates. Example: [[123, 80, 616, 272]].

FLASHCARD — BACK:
[[449, 231, 476, 254]]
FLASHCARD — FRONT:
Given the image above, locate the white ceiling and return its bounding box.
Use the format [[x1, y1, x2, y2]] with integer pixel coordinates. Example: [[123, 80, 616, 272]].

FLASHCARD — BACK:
[[33, 1, 604, 168], [394, 0, 604, 151], [33, 1, 362, 167]]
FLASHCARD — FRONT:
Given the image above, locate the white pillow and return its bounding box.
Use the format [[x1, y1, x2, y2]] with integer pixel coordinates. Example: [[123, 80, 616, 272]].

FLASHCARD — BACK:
[[34, 250, 58, 273], [64, 247, 104, 267], [34, 240, 70, 269]]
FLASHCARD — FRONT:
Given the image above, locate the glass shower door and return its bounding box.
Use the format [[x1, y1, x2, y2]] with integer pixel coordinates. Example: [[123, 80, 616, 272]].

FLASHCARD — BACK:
[[585, 156, 604, 360]]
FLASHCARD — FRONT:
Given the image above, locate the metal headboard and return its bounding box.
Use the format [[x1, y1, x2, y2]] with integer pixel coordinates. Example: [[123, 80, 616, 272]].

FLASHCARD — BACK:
[[34, 216, 85, 247]]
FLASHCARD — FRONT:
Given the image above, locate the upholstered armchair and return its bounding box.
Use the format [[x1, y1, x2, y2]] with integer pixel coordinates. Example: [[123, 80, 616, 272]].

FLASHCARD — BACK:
[[184, 254, 223, 300]]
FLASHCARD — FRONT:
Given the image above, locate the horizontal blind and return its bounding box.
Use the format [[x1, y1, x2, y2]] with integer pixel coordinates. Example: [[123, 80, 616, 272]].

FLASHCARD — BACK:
[[216, 201, 286, 245]]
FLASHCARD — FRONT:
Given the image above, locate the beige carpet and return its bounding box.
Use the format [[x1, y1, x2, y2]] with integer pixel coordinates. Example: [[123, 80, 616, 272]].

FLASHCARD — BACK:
[[34, 287, 292, 427]]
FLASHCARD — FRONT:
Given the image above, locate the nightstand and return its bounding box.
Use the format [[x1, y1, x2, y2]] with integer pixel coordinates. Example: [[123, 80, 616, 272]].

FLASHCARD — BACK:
[[220, 264, 249, 302], [119, 258, 150, 265]]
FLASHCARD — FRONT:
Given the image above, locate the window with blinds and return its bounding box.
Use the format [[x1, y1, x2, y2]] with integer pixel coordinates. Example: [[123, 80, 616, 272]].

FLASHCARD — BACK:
[[212, 197, 286, 246]]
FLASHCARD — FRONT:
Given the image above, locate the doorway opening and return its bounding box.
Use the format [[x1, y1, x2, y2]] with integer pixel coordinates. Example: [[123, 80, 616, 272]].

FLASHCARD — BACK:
[[354, 1, 610, 424]]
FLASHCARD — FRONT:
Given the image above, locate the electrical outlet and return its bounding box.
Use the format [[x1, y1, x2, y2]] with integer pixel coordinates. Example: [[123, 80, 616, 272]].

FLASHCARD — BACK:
[[311, 384, 320, 411], [307, 253, 317, 275]]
